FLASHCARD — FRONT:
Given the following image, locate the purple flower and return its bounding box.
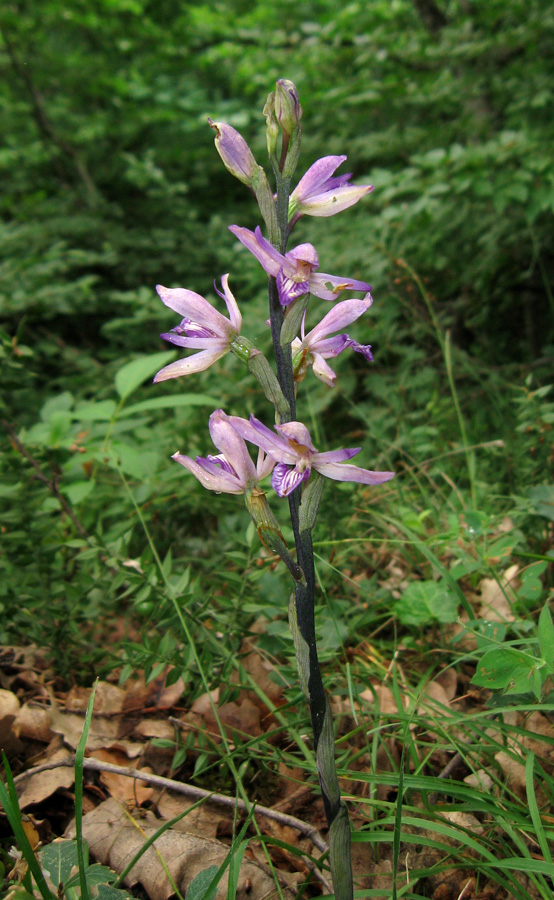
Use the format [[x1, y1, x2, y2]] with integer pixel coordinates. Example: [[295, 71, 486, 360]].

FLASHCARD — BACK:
[[208, 119, 258, 186], [228, 415, 395, 498], [154, 274, 242, 382], [292, 294, 374, 387], [229, 225, 370, 307], [172, 409, 274, 494], [289, 155, 374, 226]]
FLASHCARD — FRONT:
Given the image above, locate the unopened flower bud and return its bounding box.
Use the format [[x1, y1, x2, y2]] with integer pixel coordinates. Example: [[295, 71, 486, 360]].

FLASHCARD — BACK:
[[274, 79, 302, 138], [208, 118, 258, 186], [263, 92, 279, 164]]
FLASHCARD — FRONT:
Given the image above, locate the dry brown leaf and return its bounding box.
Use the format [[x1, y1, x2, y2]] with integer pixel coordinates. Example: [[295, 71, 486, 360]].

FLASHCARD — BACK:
[[495, 750, 526, 794], [65, 682, 126, 715], [519, 712, 554, 761], [17, 745, 74, 808], [0, 688, 20, 717], [48, 704, 144, 757], [190, 688, 219, 717], [478, 565, 519, 622], [464, 769, 495, 792], [13, 703, 55, 743], [359, 683, 408, 715], [231, 639, 284, 709], [90, 749, 154, 806], [134, 719, 175, 741], [0, 688, 23, 756], [155, 791, 223, 840], [69, 797, 298, 900], [435, 668, 458, 702]]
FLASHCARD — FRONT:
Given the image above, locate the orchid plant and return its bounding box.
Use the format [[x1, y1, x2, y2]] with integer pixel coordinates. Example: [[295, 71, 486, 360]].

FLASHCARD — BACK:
[[153, 81, 394, 899]]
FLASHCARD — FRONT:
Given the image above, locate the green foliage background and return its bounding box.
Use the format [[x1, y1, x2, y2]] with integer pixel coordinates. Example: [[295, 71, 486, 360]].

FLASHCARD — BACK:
[[1, 0, 553, 677]]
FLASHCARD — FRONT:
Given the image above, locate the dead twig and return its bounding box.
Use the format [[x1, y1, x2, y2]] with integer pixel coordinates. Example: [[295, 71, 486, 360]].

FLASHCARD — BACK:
[[14, 754, 329, 857]]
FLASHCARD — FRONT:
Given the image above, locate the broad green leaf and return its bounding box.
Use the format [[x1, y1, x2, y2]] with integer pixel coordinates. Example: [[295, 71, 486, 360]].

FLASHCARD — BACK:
[[472, 648, 536, 690], [41, 392, 74, 421], [66, 863, 117, 889], [114, 352, 175, 401], [73, 400, 117, 421], [39, 840, 79, 887], [96, 886, 134, 900], [109, 442, 160, 479], [527, 485, 554, 522], [185, 865, 219, 900], [119, 393, 218, 417], [63, 480, 95, 505], [393, 581, 458, 626]]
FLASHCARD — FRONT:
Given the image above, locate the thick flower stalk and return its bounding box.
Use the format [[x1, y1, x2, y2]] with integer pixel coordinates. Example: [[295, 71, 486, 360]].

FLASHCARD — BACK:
[[229, 224, 370, 306], [154, 275, 241, 382]]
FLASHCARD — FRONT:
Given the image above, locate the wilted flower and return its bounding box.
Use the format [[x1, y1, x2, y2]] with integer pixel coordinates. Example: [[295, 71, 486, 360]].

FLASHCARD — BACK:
[[172, 409, 274, 494], [292, 294, 374, 387], [229, 415, 394, 497], [154, 275, 242, 382], [289, 155, 373, 226], [208, 119, 258, 187], [229, 224, 370, 307]]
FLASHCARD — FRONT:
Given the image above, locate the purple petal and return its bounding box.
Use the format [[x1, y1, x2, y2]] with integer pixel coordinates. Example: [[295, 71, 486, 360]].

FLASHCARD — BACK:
[[209, 409, 257, 486], [344, 337, 374, 362], [314, 447, 361, 464], [276, 270, 309, 307], [271, 463, 311, 497], [297, 184, 373, 217], [274, 421, 317, 452], [156, 285, 234, 337], [214, 274, 242, 333], [306, 296, 372, 345], [314, 461, 395, 485], [309, 273, 372, 301], [229, 225, 283, 277], [286, 243, 319, 268], [171, 452, 243, 493], [204, 453, 236, 476], [256, 448, 275, 481], [309, 335, 349, 357], [160, 333, 223, 349], [228, 415, 299, 464], [153, 348, 225, 382], [292, 156, 347, 202], [311, 353, 338, 386]]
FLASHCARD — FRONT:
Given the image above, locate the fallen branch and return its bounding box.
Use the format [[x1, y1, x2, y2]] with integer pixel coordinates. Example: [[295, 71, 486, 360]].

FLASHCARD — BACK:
[[14, 754, 329, 855]]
